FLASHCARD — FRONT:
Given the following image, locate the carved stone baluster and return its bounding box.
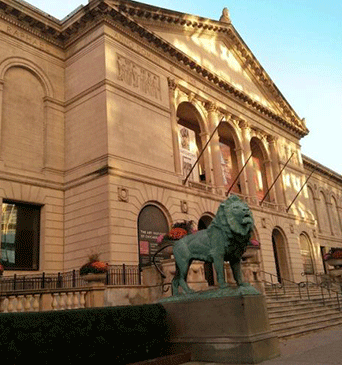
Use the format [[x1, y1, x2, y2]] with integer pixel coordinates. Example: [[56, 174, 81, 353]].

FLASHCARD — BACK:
[[16, 295, 24, 312], [66, 292, 73, 309], [25, 295, 32, 312], [52, 293, 59, 310], [59, 293, 67, 310], [33, 295, 40, 312], [7, 296, 16, 312], [73, 292, 80, 309], [80, 291, 86, 308], [0, 297, 6, 312]]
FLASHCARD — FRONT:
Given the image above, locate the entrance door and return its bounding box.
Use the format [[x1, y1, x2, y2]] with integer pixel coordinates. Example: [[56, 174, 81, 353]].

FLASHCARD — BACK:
[[272, 228, 290, 283]]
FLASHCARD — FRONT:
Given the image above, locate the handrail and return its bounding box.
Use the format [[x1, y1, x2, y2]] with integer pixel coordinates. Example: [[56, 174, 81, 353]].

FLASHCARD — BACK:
[[261, 270, 342, 311]]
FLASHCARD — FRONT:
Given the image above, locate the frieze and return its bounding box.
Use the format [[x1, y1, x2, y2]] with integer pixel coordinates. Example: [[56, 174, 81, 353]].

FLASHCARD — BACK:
[[110, 31, 160, 66], [117, 53, 162, 101], [3, 24, 49, 52]]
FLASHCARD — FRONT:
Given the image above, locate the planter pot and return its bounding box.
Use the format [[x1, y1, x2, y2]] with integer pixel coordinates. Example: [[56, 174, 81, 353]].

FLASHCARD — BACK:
[[81, 273, 107, 286], [326, 259, 342, 268], [242, 247, 259, 259]]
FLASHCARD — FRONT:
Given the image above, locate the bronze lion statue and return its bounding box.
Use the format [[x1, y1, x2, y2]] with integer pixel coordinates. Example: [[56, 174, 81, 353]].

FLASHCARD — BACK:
[[172, 195, 254, 295]]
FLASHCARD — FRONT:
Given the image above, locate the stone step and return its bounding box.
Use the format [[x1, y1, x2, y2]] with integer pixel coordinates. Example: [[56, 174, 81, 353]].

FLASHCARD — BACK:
[[266, 298, 328, 310], [270, 310, 342, 330], [265, 288, 334, 299], [267, 304, 334, 319], [265, 285, 342, 339], [266, 294, 341, 307], [271, 316, 342, 339]]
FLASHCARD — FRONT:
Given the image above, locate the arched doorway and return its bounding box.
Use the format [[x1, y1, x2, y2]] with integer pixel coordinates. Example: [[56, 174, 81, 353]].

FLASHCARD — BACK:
[[177, 102, 208, 183], [137, 204, 169, 267], [198, 214, 215, 286], [272, 228, 290, 283]]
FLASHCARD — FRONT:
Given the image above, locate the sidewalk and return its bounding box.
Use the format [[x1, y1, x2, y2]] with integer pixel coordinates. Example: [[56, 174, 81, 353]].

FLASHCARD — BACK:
[[185, 324, 342, 365]]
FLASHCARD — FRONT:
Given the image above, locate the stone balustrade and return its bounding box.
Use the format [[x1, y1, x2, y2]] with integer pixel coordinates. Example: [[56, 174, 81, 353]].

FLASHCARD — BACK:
[[0, 287, 99, 313]]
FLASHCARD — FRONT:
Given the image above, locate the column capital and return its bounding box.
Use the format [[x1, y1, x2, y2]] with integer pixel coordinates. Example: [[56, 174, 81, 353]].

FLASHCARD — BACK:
[[167, 77, 178, 91], [267, 134, 278, 144], [238, 119, 250, 130], [205, 101, 218, 113]]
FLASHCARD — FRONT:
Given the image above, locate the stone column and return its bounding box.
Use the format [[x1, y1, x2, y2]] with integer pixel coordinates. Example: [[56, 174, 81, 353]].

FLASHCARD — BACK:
[[239, 120, 257, 200], [267, 135, 285, 205], [206, 102, 224, 190], [167, 78, 181, 175], [234, 146, 248, 194]]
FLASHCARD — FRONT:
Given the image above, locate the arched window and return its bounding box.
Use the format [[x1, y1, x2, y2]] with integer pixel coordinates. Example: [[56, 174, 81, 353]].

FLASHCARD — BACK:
[[318, 191, 330, 234], [2, 67, 44, 171], [137, 204, 169, 267], [299, 233, 314, 275], [331, 197, 341, 236], [307, 186, 318, 222], [177, 102, 206, 183], [218, 123, 241, 193], [251, 138, 270, 201]]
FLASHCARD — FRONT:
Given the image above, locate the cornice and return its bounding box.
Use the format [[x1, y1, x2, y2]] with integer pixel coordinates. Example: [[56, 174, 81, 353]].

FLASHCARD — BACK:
[[112, 0, 308, 135], [303, 155, 342, 184], [0, 0, 309, 138]]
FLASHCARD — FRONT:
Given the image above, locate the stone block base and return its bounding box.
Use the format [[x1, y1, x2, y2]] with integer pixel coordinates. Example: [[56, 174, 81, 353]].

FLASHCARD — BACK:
[[161, 294, 280, 364]]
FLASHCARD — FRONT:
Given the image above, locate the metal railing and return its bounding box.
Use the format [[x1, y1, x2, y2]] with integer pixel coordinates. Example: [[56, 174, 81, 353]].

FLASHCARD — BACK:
[[0, 264, 141, 293], [261, 270, 342, 311]]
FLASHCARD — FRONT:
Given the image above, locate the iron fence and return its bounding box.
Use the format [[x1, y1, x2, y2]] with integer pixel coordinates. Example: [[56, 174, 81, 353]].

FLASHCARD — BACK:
[[0, 264, 141, 293]]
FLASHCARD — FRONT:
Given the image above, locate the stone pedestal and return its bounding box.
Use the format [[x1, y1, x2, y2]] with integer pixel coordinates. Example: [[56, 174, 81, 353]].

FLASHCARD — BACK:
[[161, 292, 280, 364]]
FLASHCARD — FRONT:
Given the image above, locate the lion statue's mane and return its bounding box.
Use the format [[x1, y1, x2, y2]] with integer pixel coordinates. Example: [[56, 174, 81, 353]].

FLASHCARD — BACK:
[[171, 195, 254, 295]]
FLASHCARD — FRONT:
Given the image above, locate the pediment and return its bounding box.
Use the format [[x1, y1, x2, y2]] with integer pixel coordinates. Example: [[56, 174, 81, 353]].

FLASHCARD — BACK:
[[152, 28, 277, 112], [0, 0, 308, 136], [107, 0, 308, 136]]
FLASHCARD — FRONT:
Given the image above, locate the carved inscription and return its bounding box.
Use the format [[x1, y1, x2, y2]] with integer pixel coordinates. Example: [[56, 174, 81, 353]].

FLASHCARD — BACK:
[[117, 54, 161, 101], [6, 26, 48, 51]]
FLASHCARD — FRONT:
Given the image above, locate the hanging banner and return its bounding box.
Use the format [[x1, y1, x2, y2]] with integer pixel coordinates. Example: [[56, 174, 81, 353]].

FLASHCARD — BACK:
[[220, 143, 233, 188], [252, 156, 265, 201], [179, 126, 199, 182]]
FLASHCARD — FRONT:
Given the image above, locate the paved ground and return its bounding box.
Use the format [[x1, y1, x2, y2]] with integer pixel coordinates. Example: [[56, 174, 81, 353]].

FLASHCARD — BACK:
[[184, 324, 342, 365]]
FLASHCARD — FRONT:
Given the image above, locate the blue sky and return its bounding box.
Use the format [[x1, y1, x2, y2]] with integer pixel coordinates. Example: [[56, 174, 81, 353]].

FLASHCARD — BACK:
[[26, 0, 342, 174]]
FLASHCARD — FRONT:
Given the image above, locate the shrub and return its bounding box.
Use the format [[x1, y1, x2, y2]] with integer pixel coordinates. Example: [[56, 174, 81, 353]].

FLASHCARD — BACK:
[[0, 304, 170, 364]]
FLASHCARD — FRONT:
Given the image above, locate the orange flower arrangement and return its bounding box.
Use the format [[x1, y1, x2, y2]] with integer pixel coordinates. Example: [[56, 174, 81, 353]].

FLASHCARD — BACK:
[[80, 253, 108, 275], [156, 221, 196, 245]]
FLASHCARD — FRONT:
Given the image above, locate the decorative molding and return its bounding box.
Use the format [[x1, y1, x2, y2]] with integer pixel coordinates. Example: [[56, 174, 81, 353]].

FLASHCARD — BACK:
[[167, 77, 177, 91], [180, 200, 188, 213], [117, 53, 162, 101], [118, 186, 129, 202], [261, 217, 267, 228], [204, 101, 218, 113], [0, 0, 308, 137]]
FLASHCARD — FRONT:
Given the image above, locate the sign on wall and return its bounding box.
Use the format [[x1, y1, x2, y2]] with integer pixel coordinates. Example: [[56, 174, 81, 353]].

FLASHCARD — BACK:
[[138, 205, 169, 267]]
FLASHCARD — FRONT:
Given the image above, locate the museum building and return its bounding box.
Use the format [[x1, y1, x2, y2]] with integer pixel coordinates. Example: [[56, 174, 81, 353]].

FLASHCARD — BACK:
[[0, 0, 341, 287]]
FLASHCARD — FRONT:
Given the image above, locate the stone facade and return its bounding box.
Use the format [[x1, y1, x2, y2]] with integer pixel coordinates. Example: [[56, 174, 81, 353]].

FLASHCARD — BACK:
[[0, 0, 341, 289]]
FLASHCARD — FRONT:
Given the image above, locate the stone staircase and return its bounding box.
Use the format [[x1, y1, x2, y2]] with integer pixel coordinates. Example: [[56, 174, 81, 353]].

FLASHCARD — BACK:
[[265, 284, 342, 339]]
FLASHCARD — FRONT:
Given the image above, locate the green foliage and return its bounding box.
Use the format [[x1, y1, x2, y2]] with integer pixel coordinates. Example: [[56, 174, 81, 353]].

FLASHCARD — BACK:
[[0, 304, 169, 364]]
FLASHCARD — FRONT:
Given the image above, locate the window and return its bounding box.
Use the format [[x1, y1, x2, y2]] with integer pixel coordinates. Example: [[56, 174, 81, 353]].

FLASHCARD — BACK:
[[1, 201, 40, 270]]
